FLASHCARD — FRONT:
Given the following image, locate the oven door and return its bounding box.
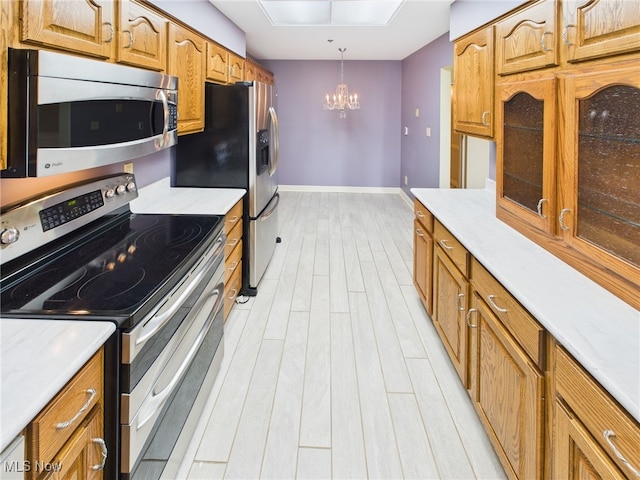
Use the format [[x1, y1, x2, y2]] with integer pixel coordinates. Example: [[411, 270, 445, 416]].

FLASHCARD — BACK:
[[120, 258, 225, 479]]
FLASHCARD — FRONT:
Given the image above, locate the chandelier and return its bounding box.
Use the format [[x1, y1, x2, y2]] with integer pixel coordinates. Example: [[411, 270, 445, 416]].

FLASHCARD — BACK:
[[323, 48, 360, 118]]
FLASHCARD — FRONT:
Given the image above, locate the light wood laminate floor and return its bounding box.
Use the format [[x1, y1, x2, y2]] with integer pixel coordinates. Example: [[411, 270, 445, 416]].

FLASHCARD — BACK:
[[179, 191, 506, 480]]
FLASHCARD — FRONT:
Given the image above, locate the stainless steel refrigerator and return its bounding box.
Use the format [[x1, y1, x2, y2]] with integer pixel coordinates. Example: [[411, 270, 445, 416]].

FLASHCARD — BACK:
[[172, 81, 280, 295]]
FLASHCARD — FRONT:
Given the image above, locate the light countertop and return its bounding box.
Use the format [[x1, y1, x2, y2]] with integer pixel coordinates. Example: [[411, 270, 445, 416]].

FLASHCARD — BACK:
[[411, 185, 640, 424], [130, 177, 245, 215], [0, 320, 115, 451]]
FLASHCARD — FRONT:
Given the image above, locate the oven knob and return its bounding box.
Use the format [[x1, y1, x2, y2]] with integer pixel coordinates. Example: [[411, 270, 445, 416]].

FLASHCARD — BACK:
[[115, 185, 126, 196], [126, 181, 137, 192], [105, 189, 115, 199], [1, 227, 20, 245]]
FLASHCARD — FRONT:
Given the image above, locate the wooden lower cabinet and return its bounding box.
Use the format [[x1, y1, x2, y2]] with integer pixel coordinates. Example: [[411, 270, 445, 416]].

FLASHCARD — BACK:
[[554, 345, 640, 480], [552, 400, 628, 480], [26, 349, 105, 480], [224, 199, 243, 319], [468, 293, 545, 480], [413, 199, 434, 315], [433, 245, 469, 386]]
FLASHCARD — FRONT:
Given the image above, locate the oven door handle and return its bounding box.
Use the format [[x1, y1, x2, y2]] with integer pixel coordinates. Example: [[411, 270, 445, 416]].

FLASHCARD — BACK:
[[135, 235, 225, 348], [136, 282, 224, 430]]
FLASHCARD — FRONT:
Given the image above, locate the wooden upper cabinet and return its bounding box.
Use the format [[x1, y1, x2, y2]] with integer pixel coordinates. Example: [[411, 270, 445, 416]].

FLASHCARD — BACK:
[[557, 63, 640, 309], [453, 26, 494, 138], [244, 61, 256, 82], [228, 52, 244, 83], [206, 42, 230, 83], [168, 23, 206, 135], [563, 0, 640, 63], [496, 75, 557, 236], [19, 0, 115, 58], [117, 0, 167, 71], [496, 0, 559, 75]]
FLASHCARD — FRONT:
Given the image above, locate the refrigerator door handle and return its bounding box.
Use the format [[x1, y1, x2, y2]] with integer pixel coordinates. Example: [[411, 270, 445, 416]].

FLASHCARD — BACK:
[[260, 192, 280, 221], [268, 106, 279, 177]]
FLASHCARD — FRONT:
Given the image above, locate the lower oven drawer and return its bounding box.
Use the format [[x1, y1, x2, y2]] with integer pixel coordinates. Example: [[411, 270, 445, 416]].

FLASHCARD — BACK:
[[120, 263, 225, 478]]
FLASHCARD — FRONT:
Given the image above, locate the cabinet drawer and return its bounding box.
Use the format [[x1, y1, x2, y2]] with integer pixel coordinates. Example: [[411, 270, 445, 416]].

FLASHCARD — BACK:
[[555, 346, 640, 478], [434, 220, 469, 277], [414, 199, 433, 233], [27, 349, 103, 467], [225, 217, 242, 259], [224, 260, 242, 319], [225, 199, 243, 235], [225, 239, 242, 284], [471, 258, 545, 368]]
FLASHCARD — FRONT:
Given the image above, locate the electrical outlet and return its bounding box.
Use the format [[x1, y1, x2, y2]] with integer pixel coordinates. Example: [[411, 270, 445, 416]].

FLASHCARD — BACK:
[[415, 108, 420, 118], [425, 127, 431, 137], [404, 175, 408, 186], [124, 162, 134, 174]]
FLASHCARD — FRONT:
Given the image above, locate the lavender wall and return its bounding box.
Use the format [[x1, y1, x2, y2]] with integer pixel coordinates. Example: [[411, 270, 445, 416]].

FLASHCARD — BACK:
[[400, 33, 454, 196], [261, 60, 402, 188]]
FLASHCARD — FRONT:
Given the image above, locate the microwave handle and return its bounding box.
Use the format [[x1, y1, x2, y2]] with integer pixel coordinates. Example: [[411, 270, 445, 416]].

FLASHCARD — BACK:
[[155, 89, 170, 149]]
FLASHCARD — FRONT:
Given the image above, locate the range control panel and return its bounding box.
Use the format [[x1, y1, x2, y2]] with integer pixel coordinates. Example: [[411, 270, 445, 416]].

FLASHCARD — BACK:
[[0, 174, 137, 265]]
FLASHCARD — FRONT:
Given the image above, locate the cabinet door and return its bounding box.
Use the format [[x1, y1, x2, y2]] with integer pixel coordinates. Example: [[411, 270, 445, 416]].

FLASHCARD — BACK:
[[496, 75, 557, 236], [20, 0, 114, 58], [563, 0, 640, 63], [453, 26, 494, 138], [229, 53, 245, 83], [468, 294, 544, 480], [118, 0, 167, 71], [558, 65, 640, 308], [552, 400, 628, 480], [496, 0, 558, 75], [433, 246, 469, 386], [244, 62, 256, 82], [414, 219, 433, 315], [206, 42, 230, 83], [168, 24, 206, 135]]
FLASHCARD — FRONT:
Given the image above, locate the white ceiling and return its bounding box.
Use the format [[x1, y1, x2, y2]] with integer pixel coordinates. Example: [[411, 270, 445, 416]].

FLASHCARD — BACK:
[[208, 0, 454, 61]]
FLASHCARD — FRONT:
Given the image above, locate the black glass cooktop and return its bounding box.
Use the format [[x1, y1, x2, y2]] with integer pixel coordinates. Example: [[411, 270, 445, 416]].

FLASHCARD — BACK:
[[0, 213, 223, 325]]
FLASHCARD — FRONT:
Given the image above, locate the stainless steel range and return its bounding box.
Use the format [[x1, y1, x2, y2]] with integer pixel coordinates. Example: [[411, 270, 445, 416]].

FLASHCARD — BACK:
[[0, 173, 225, 479]]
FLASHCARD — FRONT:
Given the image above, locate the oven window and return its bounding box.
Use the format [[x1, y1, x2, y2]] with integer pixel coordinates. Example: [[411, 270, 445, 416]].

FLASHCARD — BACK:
[[38, 100, 165, 147]]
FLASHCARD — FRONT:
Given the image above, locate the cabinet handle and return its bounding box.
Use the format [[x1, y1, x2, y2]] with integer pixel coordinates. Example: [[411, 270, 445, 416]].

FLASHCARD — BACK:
[[559, 208, 571, 231], [91, 438, 108, 471], [228, 215, 239, 224], [56, 388, 96, 429], [228, 237, 240, 247], [481, 111, 490, 127], [415, 210, 425, 218], [439, 239, 454, 251], [603, 430, 640, 477], [103, 22, 114, 43], [487, 295, 508, 313], [456, 293, 465, 311], [536, 198, 547, 219], [415, 228, 425, 238], [540, 31, 553, 52], [124, 30, 133, 49], [227, 288, 238, 300], [466, 308, 478, 328], [562, 24, 575, 46], [227, 261, 239, 270]]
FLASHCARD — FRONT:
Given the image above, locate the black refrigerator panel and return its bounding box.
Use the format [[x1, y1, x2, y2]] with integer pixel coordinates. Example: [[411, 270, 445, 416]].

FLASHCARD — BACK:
[[173, 83, 249, 189]]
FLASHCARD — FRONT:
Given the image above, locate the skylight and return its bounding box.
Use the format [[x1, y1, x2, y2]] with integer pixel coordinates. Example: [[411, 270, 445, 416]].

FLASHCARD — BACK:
[[258, 0, 405, 26]]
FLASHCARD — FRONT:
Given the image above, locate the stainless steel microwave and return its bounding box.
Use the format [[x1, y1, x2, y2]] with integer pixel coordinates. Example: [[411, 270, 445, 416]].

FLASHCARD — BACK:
[[3, 48, 178, 178]]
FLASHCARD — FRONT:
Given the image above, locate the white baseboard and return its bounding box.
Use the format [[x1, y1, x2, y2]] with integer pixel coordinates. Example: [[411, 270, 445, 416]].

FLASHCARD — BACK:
[[279, 184, 405, 194]]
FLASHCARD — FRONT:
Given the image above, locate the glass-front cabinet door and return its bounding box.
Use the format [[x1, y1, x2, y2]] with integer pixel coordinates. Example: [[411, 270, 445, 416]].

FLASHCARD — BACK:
[[559, 64, 640, 294], [496, 76, 557, 235]]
